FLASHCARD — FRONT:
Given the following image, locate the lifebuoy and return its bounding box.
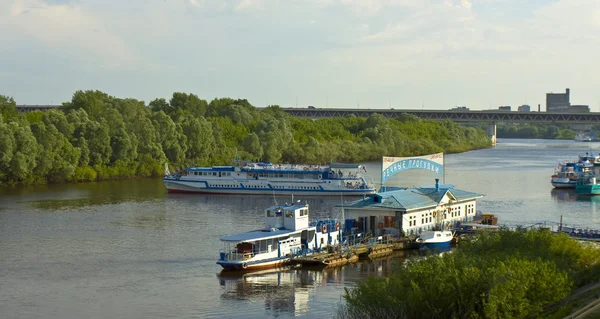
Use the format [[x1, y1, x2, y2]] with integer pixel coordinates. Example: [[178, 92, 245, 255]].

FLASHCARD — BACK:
[[336, 223, 340, 231], [242, 262, 247, 269], [322, 225, 327, 233]]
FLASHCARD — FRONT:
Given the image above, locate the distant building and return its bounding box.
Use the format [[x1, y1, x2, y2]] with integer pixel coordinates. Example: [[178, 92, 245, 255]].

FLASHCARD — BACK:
[[518, 105, 531, 112], [546, 88, 570, 112], [498, 106, 511, 111], [569, 105, 590, 113]]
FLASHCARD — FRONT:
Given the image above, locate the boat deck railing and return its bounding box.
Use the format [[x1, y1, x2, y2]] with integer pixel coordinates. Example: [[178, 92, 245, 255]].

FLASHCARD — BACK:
[[220, 247, 280, 261]]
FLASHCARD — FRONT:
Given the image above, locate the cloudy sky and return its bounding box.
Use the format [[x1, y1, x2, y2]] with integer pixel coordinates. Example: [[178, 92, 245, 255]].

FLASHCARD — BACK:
[[1, 0, 599, 110]]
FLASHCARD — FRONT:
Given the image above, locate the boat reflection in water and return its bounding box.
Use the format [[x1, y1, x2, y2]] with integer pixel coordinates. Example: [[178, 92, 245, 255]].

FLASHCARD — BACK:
[[551, 188, 600, 203], [217, 251, 413, 317], [217, 266, 325, 317]]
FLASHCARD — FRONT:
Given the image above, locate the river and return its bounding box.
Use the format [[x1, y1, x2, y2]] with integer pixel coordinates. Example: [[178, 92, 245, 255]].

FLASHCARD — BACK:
[[1, 138, 600, 319]]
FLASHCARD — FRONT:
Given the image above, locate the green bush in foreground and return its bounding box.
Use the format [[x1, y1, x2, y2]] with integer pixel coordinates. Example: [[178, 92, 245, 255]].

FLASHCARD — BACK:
[[338, 230, 600, 319]]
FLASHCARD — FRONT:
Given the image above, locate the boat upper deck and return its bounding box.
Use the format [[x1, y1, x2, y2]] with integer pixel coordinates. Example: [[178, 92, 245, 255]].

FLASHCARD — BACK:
[[185, 161, 365, 174], [220, 227, 311, 242]]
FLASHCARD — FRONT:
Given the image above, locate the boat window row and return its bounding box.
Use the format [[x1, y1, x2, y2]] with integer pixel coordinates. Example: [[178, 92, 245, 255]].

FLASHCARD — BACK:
[[248, 172, 322, 179], [209, 184, 238, 188], [272, 186, 320, 190], [191, 171, 233, 176]]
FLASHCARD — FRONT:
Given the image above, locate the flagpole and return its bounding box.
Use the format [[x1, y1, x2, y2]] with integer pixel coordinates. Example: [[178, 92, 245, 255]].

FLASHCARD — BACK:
[[443, 153, 446, 184], [380, 157, 384, 192]]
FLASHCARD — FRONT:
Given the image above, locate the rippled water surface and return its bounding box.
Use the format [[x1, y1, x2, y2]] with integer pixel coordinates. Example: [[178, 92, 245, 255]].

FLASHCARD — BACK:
[[1, 139, 600, 319]]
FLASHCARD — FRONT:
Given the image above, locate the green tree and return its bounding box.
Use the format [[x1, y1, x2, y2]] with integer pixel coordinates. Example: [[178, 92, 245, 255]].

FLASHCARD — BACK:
[[243, 133, 263, 160], [0, 95, 18, 121]]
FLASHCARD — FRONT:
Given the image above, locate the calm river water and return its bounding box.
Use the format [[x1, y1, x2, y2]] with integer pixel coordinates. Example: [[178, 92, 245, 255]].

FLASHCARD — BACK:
[[2, 139, 600, 319]]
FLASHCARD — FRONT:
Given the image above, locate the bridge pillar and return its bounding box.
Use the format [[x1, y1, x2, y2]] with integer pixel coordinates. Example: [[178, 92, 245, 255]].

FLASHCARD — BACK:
[[487, 122, 497, 146]]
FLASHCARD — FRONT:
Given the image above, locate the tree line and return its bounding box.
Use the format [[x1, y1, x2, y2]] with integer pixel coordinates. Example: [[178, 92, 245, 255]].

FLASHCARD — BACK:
[[0, 91, 492, 185], [338, 229, 600, 319]]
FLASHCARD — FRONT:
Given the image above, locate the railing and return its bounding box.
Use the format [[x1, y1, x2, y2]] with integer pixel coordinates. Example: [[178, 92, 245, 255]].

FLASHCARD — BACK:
[[219, 251, 255, 261]]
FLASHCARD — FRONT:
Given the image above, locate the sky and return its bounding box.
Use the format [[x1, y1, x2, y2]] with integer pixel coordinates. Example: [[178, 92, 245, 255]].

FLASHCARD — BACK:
[[1, 0, 599, 111]]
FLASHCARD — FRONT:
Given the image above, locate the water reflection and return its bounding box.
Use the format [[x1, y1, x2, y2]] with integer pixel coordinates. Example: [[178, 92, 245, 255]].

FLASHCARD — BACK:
[[550, 188, 600, 203], [550, 188, 579, 202], [218, 267, 321, 317], [3, 179, 167, 210], [216, 252, 415, 317]]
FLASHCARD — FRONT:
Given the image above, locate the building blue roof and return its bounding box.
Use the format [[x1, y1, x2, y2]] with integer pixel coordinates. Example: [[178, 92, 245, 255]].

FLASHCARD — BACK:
[[341, 186, 483, 211]]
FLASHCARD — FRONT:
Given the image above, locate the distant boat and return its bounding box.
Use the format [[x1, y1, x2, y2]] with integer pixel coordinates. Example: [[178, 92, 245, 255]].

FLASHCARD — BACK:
[[574, 134, 592, 142], [551, 153, 600, 188], [415, 230, 454, 248], [163, 159, 376, 196], [551, 162, 589, 188]]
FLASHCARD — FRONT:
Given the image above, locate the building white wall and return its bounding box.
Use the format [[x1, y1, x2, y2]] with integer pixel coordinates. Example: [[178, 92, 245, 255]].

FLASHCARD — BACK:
[[344, 198, 478, 236]]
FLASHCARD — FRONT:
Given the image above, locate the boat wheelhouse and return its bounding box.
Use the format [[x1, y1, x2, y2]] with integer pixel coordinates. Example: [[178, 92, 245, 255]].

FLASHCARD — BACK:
[[217, 203, 342, 271], [164, 160, 376, 196]]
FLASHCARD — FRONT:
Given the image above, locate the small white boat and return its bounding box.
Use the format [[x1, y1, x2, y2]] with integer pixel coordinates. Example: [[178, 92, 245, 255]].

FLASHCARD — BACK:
[[217, 203, 342, 271], [574, 134, 593, 142], [415, 230, 454, 248]]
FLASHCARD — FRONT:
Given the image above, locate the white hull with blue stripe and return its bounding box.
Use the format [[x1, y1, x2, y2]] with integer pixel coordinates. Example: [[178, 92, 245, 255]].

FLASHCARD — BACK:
[[164, 160, 376, 196], [416, 230, 454, 248]]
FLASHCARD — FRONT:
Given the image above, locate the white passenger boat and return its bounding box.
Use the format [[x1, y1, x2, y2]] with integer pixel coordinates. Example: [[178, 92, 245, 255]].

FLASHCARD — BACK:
[[164, 160, 375, 196], [415, 230, 454, 248], [217, 203, 342, 271]]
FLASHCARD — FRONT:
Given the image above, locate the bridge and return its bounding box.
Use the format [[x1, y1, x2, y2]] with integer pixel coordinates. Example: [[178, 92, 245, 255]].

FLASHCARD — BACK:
[[281, 108, 600, 124], [281, 108, 600, 145]]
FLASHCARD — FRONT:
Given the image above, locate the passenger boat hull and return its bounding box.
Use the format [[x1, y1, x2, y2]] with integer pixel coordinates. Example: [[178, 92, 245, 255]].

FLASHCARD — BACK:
[[164, 179, 375, 196]]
